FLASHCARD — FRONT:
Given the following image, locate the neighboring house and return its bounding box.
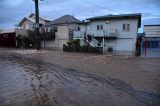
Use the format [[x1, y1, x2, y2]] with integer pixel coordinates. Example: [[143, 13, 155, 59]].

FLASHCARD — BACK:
[[41, 15, 80, 50], [18, 13, 51, 30], [141, 25, 160, 57], [0, 28, 28, 47], [0, 29, 17, 47], [74, 13, 141, 55]]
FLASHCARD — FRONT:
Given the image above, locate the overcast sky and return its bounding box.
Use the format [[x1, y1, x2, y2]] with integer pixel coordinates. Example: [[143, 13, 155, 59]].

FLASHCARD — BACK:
[[0, 0, 160, 31]]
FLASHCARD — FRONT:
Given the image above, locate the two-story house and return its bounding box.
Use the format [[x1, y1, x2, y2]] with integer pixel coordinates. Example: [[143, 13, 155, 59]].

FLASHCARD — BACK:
[[41, 15, 80, 50], [74, 13, 141, 55]]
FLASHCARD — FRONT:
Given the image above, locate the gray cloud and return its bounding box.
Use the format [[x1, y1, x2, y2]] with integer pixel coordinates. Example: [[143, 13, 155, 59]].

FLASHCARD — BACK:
[[0, 0, 160, 29]]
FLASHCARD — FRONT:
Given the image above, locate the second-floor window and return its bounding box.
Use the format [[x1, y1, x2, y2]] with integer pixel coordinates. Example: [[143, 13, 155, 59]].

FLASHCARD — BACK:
[[97, 25, 103, 30], [78, 27, 80, 31], [122, 24, 130, 31], [100, 25, 103, 30], [28, 24, 34, 29]]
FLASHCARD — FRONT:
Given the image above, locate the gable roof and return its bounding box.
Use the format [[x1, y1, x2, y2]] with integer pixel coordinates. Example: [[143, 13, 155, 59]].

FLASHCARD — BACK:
[[87, 13, 141, 28], [28, 13, 51, 21], [1, 28, 16, 33], [18, 13, 51, 26], [87, 13, 141, 20], [18, 17, 45, 26], [49, 15, 80, 25]]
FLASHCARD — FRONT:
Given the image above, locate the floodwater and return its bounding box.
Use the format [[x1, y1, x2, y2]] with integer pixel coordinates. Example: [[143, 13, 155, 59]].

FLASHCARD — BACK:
[[0, 53, 160, 106]]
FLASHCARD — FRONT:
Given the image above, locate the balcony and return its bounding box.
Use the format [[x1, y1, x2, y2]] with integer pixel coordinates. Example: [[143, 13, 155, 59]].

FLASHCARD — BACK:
[[73, 31, 85, 39], [90, 29, 118, 39]]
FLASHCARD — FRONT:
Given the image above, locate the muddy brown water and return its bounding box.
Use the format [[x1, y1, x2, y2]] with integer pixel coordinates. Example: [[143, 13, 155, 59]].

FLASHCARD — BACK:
[[0, 53, 160, 106]]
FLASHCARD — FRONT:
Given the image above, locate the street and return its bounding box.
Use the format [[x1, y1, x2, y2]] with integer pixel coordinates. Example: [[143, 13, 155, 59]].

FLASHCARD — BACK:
[[0, 49, 160, 106]]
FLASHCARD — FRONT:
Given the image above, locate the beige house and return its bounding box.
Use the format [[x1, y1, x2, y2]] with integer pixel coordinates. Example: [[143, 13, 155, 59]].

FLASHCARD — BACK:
[[18, 13, 51, 30], [41, 15, 80, 50]]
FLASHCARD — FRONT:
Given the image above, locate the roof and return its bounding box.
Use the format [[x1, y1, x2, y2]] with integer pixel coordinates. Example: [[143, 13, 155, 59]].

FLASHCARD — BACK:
[[76, 21, 89, 25], [19, 17, 46, 26], [87, 13, 141, 20], [87, 13, 141, 28], [29, 13, 51, 21], [19, 13, 51, 26], [1, 28, 16, 33], [144, 24, 160, 27], [49, 15, 80, 25]]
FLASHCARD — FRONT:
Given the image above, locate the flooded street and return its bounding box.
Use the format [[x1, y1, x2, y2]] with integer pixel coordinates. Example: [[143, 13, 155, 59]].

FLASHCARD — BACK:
[[0, 49, 160, 106]]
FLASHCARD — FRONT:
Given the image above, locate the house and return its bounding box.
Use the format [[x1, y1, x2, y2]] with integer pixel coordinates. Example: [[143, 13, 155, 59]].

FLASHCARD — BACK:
[[0, 29, 17, 47], [73, 13, 141, 55], [141, 25, 160, 57], [0, 28, 29, 47], [18, 13, 51, 30], [41, 15, 80, 50]]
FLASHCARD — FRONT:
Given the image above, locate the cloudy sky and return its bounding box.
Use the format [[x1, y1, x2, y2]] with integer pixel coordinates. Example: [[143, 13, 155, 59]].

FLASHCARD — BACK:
[[0, 0, 160, 31]]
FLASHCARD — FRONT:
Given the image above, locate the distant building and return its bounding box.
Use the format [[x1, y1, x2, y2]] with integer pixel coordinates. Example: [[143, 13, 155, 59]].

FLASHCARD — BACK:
[[141, 25, 160, 57], [144, 25, 160, 37], [74, 13, 141, 55], [41, 15, 80, 50]]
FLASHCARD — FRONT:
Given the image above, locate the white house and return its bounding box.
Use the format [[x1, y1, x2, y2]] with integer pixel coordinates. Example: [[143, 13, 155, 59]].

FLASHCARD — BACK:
[[74, 13, 141, 55], [41, 15, 80, 50]]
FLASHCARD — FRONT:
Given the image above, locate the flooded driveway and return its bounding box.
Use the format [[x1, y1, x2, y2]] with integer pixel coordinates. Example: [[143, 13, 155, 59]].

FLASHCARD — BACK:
[[0, 50, 160, 106]]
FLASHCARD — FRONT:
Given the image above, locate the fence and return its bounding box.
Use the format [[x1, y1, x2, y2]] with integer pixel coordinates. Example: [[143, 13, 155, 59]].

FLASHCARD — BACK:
[[63, 45, 102, 54], [141, 38, 160, 57]]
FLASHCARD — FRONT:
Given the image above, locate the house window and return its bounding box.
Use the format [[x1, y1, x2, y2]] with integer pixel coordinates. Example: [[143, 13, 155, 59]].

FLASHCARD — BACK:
[[78, 27, 80, 31], [28, 24, 34, 29], [122, 24, 130, 31], [54, 27, 57, 32], [127, 24, 130, 31], [97, 25, 103, 30], [97, 25, 99, 30], [46, 28, 48, 32], [3, 34, 8, 38], [122, 24, 126, 30], [100, 25, 103, 30]]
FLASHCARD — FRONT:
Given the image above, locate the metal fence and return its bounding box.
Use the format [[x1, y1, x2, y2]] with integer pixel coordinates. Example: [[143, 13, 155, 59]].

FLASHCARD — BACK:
[[141, 38, 160, 57]]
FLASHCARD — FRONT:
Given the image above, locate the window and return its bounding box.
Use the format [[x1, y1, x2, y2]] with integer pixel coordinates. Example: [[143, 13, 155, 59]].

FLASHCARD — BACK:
[[97, 25, 99, 30], [97, 25, 103, 30], [78, 27, 80, 31], [122, 24, 130, 31], [127, 24, 130, 31], [100, 25, 103, 30], [122, 24, 126, 30], [3, 34, 8, 38], [46, 28, 48, 32], [54, 27, 57, 32], [28, 24, 34, 29]]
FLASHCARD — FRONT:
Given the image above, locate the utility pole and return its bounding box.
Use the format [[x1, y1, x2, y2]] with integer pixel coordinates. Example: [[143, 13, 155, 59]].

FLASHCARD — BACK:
[[33, 0, 41, 50]]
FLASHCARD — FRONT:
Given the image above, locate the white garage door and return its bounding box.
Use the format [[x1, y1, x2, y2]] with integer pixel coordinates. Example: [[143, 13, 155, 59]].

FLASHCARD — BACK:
[[116, 39, 135, 51]]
